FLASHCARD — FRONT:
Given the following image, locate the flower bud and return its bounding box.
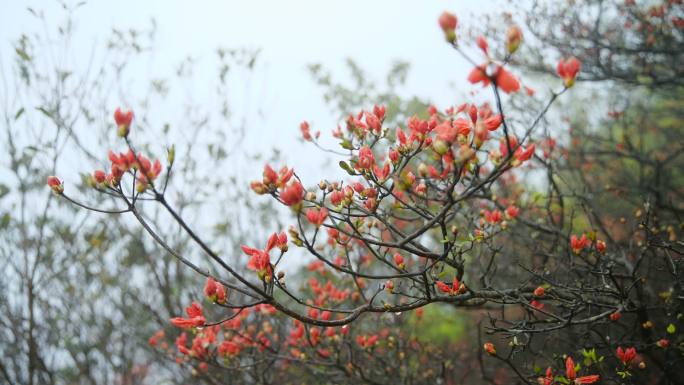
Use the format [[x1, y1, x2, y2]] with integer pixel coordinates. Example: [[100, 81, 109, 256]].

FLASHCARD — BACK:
[[250, 181, 268, 195], [114, 107, 134, 138], [47, 176, 64, 194], [385, 280, 394, 293], [167, 144, 175, 165], [483, 342, 496, 355], [85, 175, 96, 188], [505, 26, 523, 54], [438, 12, 457, 31], [417, 162, 429, 177], [432, 139, 449, 155], [94, 170, 106, 184]]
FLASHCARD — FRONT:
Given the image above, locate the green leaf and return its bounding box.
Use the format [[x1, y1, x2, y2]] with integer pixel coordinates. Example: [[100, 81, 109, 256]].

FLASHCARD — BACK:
[[666, 323, 676, 334], [340, 139, 354, 150], [0, 213, 10, 229], [339, 161, 355, 175], [14, 107, 24, 120], [15, 48, 31, 61]]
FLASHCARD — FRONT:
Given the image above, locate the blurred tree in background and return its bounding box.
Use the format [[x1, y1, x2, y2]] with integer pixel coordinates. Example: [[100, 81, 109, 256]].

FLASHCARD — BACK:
[[2, 1, 683, 385], [0, 3, 278, 384]]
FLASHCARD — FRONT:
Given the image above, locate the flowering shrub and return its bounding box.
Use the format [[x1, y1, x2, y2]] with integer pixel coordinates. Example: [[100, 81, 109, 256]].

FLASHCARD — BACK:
[[50, 2, 683, 384]]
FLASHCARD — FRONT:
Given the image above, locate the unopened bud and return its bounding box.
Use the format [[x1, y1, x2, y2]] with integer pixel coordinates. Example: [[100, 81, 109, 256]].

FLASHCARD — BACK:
[[47, 176, 64, 194], [418, 163, 429, 177], [505, 25, 523, 54], [167, 144, 175, 165], [433, 139, 449, 155], [451, 225, 458, 236]]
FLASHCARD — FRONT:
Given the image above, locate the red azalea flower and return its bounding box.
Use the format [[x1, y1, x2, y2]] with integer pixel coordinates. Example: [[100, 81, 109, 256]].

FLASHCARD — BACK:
[[495, 66, 521, 94], [438, 11, 457, 32], [557, 57, 581, 87], [357, 146, 375, 170], [114, 107, 134, 137], [595, 239, 607, 253], [617, 346, 637, 365], [280, 181, 305, 206], [566, 356, 600, 384], [305, 207, 329, 228], [468, 65, 490, 87], [571, 234, 589, 254], [170, 302, 206, 329], [204, 277, 226, 304], [436, 277, 465, 296]]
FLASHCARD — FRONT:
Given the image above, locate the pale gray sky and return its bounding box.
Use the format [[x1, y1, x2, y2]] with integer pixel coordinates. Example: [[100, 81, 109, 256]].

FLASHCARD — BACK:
[[1, 0, 497, 182]]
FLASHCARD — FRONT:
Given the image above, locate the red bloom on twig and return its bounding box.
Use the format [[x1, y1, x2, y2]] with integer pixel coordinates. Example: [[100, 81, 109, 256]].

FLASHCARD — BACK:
[[557, 57, 581, 88], [436, 277, 466, 296], [242, 245, 271, 276], [280, 181, 304, 207], [468, 65, 520, 94], [616, 346, 637, 366], [114, 107, 133, 137], [495, 66, 520, 94], [570, 234, 589, 254], [204, 277, 226, 304], [438, 11, 458, 43], [306, 207, 329, 228], [170, 302, 206, 329], [47, 176, 64, 194], [438, 11, 457, 32], [565, 356, 600, 384], [357, 146, 375, 170]]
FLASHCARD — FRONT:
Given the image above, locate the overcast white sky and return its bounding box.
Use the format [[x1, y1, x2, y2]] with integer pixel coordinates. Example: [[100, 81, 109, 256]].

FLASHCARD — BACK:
[[1, 0, 497, 181]]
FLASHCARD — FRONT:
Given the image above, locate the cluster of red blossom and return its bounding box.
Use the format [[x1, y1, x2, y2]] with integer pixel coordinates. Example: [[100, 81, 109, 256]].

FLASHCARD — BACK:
[[162, 267, 411, 370], [621, 0, 684, 39], [241, 231, 288, 280], [47, 108, 163, 194], [570, 233, 607, 255], [535, 347, 643, 385], [167, 303, 280, 371], [437, 11, 580, 96], [49, 8, 656, 383], [484, 342, 601, 384], [249, 101, 541, 225], [548, 356, 600, 384]]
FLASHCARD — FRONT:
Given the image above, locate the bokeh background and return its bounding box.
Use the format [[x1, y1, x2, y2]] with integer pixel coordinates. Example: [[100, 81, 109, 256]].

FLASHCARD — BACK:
[[2, 1, 682, 384]]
